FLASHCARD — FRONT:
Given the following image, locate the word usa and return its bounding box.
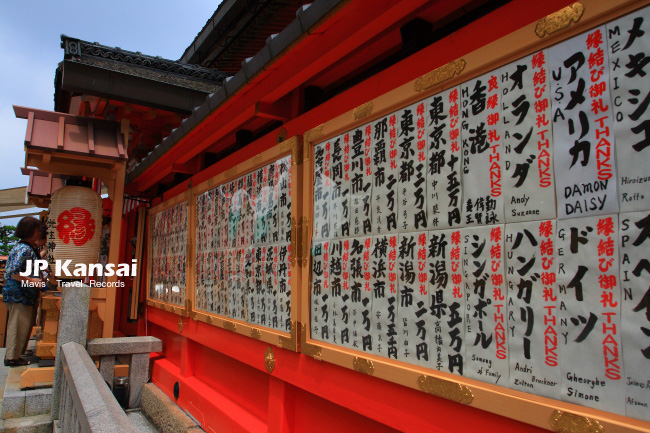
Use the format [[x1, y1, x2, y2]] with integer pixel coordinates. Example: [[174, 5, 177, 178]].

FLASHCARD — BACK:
[[21, 260, 138, 278]]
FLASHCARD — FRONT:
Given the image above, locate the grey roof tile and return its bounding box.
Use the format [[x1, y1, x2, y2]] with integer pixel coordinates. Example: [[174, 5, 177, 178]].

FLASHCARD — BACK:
[[170, 127, 184, 143], [192, 104, 210, 123], [224, 70, 247, 95], [208, 89, 227, 111], [297, 0, 339, 33], [267, 19, 303, 58]]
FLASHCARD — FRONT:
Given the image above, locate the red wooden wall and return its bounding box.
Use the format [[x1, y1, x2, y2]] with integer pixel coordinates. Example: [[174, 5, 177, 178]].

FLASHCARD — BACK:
[[142, 308, 547, 433], [129, 0, 583, 431]]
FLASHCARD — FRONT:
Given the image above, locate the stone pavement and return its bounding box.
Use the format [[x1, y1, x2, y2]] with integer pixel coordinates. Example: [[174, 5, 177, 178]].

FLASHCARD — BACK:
[[1, 364, 52, 420], [0, 348, 52, 433], [126, 410, 159, 433]]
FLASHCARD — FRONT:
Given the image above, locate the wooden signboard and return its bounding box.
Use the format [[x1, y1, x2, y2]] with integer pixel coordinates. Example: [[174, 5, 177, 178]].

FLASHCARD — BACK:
[[146, 138, 303, 349], [189, 137, 302, 350], [300, 1, 650, 432], [146, 192, 191, 316]]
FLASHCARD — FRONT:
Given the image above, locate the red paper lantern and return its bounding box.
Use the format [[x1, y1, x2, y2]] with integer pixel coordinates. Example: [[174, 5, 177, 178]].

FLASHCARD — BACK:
[[48, 186, 103, 268]]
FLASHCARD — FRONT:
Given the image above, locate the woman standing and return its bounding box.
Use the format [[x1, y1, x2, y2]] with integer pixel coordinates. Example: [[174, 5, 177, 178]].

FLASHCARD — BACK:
[[3, 217, 45, 366]]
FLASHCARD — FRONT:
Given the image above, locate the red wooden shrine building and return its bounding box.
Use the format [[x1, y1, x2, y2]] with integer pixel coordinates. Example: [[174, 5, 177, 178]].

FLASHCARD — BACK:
[[21, 0, 650, 432]]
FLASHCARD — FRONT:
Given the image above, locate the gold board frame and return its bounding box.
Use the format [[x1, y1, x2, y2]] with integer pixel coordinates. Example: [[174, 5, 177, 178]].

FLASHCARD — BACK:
[[188, 137, 303, 351], [299, 0, 650, 431], [146, 190, 192, 317]]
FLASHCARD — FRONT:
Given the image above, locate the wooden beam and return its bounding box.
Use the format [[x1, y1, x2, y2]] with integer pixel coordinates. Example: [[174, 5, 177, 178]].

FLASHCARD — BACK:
[[0, 211, 41, 220], [28, 170, 34, 195], [171, 159, 200, 175], [29, 197, 49, 208], [104, 162, 126, 337], [255, 101, 291, 121], [0, 187, 28, 207], [20, 367, 54, 389], [28, 148, 116, 165], [118, 119, 129, 158], [174, 104, 257, 164], [88, 120, 95, 154], [130, 206, 146, 320], [0, 185, 39, 211], [26, 152, 116, 180], [114, 364, 129, 376], [0, 201, 31, 207], [25, 111, 34, 145], [29, 159, 115, 180], [57, 117, 65, 150], [20, 364, 130, 389], [134, 164, 172, 192]]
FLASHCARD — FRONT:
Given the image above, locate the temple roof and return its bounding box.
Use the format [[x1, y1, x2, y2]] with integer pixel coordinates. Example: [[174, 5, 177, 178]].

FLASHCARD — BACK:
[[179, 0, 310, 73], [62, 36, 226, 91], [55, 36, 228, 114], [15, 105, 128, 161]]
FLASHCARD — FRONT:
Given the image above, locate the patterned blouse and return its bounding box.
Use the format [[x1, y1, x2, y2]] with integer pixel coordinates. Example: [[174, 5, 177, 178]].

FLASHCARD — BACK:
[[3, 242, 41, 305]]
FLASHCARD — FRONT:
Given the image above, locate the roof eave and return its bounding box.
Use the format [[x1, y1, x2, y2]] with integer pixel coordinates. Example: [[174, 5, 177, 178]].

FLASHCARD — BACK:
[[127, 0, 343, 184], [59, 60, 213, 114]]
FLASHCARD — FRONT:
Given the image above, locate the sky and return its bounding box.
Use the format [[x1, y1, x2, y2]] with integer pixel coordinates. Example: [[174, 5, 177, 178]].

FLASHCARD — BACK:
[[0, 1, 221, 225]]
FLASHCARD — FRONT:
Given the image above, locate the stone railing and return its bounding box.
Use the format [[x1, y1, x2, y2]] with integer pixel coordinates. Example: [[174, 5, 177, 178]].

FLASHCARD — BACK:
[[86, 336, 162, 408], [57, 342, 138, 433]]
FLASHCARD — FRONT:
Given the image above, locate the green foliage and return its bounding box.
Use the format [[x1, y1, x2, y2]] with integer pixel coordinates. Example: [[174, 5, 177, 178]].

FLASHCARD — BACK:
[[0, 225, 18, 256]]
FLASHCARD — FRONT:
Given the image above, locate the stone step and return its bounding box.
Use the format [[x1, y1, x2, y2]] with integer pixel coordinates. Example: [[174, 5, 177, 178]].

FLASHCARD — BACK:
[[1, 414, 52, 433], [2, 367, 52, 420], [2, 366, 29, 420], [127, 410, 160, 433], [140, 384, 203, 433]]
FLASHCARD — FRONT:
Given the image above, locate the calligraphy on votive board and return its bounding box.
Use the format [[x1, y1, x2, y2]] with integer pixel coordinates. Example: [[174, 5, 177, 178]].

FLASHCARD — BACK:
[[350, 124, 373, 237], [329, 239, 351, 348], [397, 231, 432, 367], [461, 70, 505, 227], [619, 211, 650, 421], [557, 214, 624, 415], [372, 115, 399, 235], [463, 225, 508, 385], [149, 201, 187, 306], [550, 25, 618, 219], [194, 155, 293, 333], [427, 88, 464, 229], [306, 4, 650, 422], [370, 234, 400, 359], [330, 134, 350, 239], [502, 52, 556, 222], [505, 220, 560, 399], [608, 7, 650, 212], [311, 239, 329, 342], [427, 228, 465, 375], [350, 236, 374, 352]]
